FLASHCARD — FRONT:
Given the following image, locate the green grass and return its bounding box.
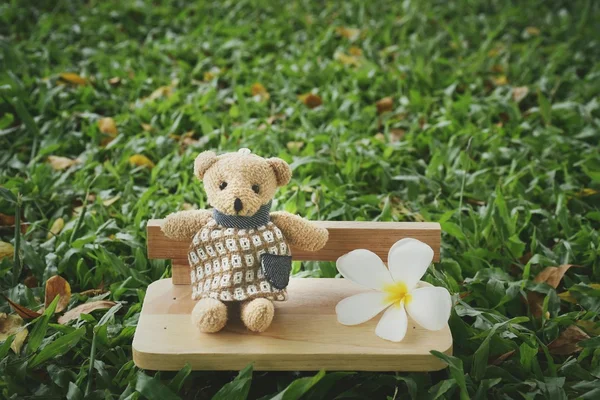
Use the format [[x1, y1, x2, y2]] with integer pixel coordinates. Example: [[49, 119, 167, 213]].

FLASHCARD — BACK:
[[1, 0, 600, 398]]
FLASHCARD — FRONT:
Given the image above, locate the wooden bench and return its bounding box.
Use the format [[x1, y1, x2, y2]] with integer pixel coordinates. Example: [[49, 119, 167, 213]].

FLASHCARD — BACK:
[[132, 220, 451, 371]]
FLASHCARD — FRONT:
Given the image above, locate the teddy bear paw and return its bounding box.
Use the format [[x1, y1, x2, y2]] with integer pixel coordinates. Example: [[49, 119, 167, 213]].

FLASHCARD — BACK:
[[191, 298, 228, 333], [240, 298, 275, 333]]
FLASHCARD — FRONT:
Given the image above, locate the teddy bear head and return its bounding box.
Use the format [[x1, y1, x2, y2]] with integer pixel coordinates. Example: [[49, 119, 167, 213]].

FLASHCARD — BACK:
[[194, 148, 291, 216]]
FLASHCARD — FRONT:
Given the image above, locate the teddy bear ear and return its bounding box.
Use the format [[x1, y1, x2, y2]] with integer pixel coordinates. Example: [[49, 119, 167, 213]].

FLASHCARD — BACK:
[[266, 157, 292, 186], [194, 151, 218, 180]]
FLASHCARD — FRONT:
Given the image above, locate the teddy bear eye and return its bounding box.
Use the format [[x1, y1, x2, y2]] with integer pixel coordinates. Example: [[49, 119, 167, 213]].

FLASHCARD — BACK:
[[219, 182, 228, 190], [252, 184, 260, 194]]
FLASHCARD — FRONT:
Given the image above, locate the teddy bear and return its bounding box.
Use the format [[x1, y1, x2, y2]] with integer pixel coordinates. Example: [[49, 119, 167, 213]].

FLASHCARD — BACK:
[[161, 148, 329, 333]]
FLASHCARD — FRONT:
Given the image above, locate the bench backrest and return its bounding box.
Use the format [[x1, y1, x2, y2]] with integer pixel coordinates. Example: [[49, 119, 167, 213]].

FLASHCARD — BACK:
[[147, 219, 441, 285]]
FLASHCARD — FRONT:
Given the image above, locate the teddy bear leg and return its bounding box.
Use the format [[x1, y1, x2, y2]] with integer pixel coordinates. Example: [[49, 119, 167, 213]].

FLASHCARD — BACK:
[[191, 298, 228, 333], [240, 298, 275, 333]]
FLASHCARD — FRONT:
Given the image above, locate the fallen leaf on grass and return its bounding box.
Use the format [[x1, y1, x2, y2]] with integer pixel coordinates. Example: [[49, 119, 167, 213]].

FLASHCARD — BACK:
[[251, 83, 270, 101], [47, 218, 65, 239], [576, 188, 598, 197], [298, 93, 322, 109], [146, 83, 175, 102], [334, 52, 360, 66], [266, 114, 286, 125], [528, 264, 577, 318], [576, 320, 600, 336], [48, 156, 79, 171], [558, 283, 600, 304], [492, 75, 508, 86], [0, 241, 14, 260], [1, 294, 42, 319], [491, 350, 516, 365], [0, 313, 28, 353], [389, 129, 406, 143], [548, 325, 589, 355], [58, 301, 117, 324], [98, 117, 118, 136], [512, 86, 529, 103], [286, 141, 304, 152], [0, 213, 16, 226], [376, 97, 393, 114], [59, 73, 87, 86], [23, 274, 38, 288], [108, 77, 121, 85], [129, 154, 155, 169], [335, 27, 360, 41], [45, 275, 71, 313], [534, 264, 577, 287], [141, 123, 153, 132], [181, 203, 196, 211], [79, 288, 107, 297], [525, 26, 541, 36], [349, 46, 362, 56], [102, 195, 121, 207]]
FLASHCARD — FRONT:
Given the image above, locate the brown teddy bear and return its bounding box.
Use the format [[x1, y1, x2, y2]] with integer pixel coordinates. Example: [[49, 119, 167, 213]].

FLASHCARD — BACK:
[[162, 148, 329, 333]]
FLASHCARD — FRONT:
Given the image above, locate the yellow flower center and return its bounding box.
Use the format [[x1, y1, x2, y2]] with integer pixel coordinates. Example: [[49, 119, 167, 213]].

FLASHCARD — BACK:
[[383, 281, 412, 307]]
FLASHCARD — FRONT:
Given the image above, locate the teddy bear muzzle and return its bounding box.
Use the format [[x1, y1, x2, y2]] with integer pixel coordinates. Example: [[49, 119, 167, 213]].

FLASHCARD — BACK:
[[234, 198, 243, 213]]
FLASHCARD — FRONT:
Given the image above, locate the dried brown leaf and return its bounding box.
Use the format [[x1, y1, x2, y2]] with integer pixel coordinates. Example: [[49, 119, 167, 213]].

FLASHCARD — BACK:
[[534, 264, 577, 288], [335, 27, 360, 41], [58, 301, 117, 325], [0, 241, 14, 260], [512, 86, 529, 103], [298, 93, 322, 109], [492, 75, 508, 86], [376, 97, 393, 114], [47, 218, 65, 239], [59, 73, 87, 86], [45, 275, 71, 313], [349, 46, 362, 56], [576, 320, 600, 336], [251, 83, 270, 101], [389, 129, 406, 143], [0, 213, 16, 226], [48, 156, 78, 171], [108, 77, 121, 85], [286, 141, 304, 152], [491, 350, 516, 365], [141, 123, 153, 132], [334, 52, 360, 66], [0, 313, 28, 353], [23, 274, 38, 288], [1, 294, 42, 319], [548, 325, 589, 355], [98, 117, 118, 136], [79, 288, 107, 297], [129, 154, 155, 169], [528, 264, 577, 318]]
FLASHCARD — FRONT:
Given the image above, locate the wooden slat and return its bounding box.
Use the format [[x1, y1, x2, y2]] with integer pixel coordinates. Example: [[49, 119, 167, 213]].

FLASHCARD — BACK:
[[148, 219, 441, 285], [132, 278, 452, 371]]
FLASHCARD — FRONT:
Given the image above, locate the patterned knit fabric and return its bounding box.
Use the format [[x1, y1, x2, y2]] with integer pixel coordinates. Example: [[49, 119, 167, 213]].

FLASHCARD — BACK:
[[188, 216, 290, 302]]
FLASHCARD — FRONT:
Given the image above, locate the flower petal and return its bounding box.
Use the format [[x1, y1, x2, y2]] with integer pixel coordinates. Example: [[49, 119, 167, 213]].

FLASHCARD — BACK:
[[405, 286, 452, 331], [375, 302, 408, 342], [388, 238, 434, 289], [336, 292, 391, 326], [337, 249, 393, 290]]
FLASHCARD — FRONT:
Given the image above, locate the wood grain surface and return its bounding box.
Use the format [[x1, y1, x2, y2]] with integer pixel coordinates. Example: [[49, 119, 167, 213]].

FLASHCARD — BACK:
[[132, 278, 452, 371], [147, 219, 441, 285]]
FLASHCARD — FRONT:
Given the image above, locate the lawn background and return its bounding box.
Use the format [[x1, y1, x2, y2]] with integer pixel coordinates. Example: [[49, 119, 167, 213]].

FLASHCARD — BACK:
[[1, 0, 600, 398]]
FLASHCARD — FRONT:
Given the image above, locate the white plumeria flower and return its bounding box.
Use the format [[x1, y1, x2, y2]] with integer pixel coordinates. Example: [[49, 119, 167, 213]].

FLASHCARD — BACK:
[[335, 238, 452, 342]]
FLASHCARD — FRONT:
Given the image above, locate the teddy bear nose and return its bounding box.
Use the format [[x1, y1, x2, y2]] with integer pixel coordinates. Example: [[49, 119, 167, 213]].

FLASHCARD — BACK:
[[234, 198, 243, 212]]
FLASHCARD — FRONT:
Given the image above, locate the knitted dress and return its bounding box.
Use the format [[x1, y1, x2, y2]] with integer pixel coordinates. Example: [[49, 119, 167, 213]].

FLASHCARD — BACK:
[[188, 202, 291, 302]]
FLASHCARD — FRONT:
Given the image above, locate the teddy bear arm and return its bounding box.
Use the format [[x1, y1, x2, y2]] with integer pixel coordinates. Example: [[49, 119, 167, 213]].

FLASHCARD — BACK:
[[270, 211, 328, 252], [161, 209, 212, 240]]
